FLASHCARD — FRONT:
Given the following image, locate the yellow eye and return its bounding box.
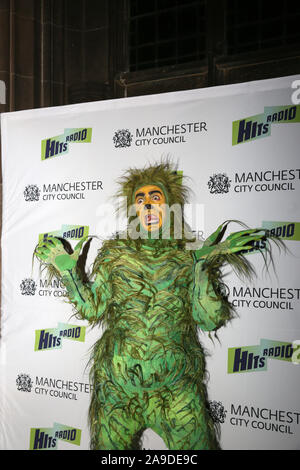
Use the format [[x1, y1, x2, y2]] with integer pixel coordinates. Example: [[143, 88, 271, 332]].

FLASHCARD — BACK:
[[137, 198, 144, 205], [152, 195, 160, 201]]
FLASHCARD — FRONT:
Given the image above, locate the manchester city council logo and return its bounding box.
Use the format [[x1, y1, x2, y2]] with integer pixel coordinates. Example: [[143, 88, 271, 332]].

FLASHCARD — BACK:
[[209, 401, 227, 424], [24, 185, 41, 202], [113, 129, 133, 148], [16, 373, 33, 393], [20, 278, 37, 296], [208, 173, 231, 194]]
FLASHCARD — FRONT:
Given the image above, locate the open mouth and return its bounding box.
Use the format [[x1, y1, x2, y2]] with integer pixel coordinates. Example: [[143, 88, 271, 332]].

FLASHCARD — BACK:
[[144, 213, 159, 225]]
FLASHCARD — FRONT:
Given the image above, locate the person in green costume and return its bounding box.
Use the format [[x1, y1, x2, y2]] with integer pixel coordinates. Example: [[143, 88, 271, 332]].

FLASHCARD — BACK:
[[34, 161, 281, 450]]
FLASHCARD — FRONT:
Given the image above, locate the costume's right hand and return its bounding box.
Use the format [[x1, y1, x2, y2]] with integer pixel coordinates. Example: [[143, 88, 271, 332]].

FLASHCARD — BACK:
[[35, 236, 88, 272], [192, 222, 267, 263]]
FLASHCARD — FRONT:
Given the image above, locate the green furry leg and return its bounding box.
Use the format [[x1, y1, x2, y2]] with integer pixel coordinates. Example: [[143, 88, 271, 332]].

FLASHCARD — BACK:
[[145, 381, 220, 450], [89, 379, 219, 450], [90, 399, 145, 450], [89, 375, 147, 450]]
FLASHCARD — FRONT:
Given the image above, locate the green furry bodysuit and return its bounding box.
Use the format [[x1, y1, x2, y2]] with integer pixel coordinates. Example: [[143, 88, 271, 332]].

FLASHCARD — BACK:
[[35, 161, 279, 450]]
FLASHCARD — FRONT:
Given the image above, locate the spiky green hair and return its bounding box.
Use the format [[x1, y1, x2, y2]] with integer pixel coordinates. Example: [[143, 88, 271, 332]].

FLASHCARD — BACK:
[[115, 159, 189, 212]]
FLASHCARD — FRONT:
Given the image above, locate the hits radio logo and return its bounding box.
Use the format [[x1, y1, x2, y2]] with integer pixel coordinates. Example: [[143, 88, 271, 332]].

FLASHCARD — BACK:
[[38, 224, 89, 243], [232, 104, 300, 146], [30, 423, 81, 450], [262, 221, 300, 241], [41, 128, 92, 160], [34, 323, 86, 351], [228, 339, 300, 373]]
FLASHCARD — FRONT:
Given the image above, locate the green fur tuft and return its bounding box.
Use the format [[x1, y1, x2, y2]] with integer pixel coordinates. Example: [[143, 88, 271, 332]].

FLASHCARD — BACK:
[[115, 158, 190, 213]]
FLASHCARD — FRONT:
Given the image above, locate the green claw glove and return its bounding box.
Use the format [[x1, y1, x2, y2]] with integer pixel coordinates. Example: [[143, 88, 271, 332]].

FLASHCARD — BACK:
[[193, 222, 266, 262], [35, 236, 88, 272]]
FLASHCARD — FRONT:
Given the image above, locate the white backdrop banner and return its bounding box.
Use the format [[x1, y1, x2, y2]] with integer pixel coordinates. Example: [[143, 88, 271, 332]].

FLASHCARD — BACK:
[[1, 75, 300, 450]]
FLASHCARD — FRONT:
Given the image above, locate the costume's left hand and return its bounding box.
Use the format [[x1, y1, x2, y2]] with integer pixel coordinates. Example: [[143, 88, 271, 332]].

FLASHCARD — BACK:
[[35, 236, 88, 272], [193, 222, 266, 262]]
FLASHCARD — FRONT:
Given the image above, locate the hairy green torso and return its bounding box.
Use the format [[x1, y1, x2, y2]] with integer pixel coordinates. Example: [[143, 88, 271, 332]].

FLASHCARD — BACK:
[[93, 241, 205, 392]]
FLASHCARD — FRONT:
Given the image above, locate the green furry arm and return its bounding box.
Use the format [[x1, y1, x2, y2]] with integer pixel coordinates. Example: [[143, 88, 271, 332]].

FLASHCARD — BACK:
[[191, 260, 233, 332], [35, 237, 112, 324], [190, 221, 273, 331], [60, 264, 111, 324]]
